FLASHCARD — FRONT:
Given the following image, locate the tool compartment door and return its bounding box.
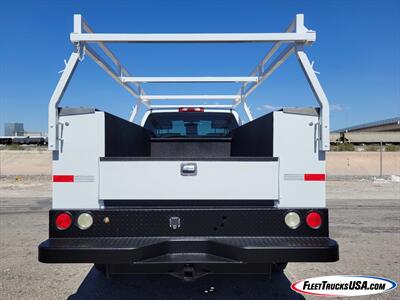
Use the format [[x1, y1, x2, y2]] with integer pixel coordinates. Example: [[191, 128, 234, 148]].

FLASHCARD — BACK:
[[99, 159, 278, 200]]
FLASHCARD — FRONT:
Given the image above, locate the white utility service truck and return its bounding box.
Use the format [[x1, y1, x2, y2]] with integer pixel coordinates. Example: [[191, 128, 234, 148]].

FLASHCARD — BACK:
[[39, 14, 338, 280]]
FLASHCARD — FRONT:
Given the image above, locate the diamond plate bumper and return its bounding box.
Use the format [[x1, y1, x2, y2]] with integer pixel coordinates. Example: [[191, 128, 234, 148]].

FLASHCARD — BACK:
[[39, 207, 338, 264]]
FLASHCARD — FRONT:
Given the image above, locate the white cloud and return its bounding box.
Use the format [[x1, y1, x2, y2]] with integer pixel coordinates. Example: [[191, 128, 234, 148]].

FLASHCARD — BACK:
[[255, 103, 350, 112], [330, 104, 343, 111], [256, 104, 282, 111]]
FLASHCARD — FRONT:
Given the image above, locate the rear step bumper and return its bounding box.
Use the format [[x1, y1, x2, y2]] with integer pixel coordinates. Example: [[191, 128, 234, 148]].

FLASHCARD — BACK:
[[39, 237, 338, 263]]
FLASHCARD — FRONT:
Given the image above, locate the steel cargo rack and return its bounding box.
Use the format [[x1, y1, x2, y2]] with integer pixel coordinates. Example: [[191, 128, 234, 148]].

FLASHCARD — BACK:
[[49, 14, 330, 152]]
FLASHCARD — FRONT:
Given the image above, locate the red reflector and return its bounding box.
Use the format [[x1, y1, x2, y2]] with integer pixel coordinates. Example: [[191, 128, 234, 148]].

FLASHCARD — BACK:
[[306, 212, 322, 229], [53, 175, 74, 182], [55, 213, 72, 230], [179, 107, 204, 112], [304, 174, 326, 181]]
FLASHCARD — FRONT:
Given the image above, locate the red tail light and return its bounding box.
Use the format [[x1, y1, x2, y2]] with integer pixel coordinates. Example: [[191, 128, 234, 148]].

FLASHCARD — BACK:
[[55, 212, 72, 230], [306, 211, 322, 229], [179, 107, 204, 112]]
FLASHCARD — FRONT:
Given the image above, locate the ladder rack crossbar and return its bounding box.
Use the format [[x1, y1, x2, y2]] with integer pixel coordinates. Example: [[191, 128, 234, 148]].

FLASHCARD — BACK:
[[71, 32, 315, 43], [149, 105, 234, 109], [140, 95, 240, 100], [121, 76, 258, 83]]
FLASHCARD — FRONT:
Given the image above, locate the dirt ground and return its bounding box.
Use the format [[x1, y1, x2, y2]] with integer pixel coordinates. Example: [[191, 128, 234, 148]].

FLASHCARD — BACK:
[[0, 151, 399, 299], [327, 152, 400, 176], [0, 150, 51, 176]]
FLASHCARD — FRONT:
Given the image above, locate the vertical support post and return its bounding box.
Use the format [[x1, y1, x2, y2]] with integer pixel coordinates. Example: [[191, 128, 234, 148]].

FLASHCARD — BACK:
[[295, 46, 330, 151], [48, 52, 80, 150], [129, 103, 139, 122], [73, 14, 83, 34], [243, 101, 254, 122], [294, 14, 306, 34]]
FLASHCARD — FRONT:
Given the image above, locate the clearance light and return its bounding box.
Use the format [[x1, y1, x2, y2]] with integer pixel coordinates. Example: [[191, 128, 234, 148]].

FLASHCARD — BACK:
[[306, 211, 322, 229], [53, 175, 74, 182], [179, 107, 204, 112], [77, 213, 93, 230], [304, 174, 326, 181], [55, 212, 72, 230], [284, 212, 301, 229]]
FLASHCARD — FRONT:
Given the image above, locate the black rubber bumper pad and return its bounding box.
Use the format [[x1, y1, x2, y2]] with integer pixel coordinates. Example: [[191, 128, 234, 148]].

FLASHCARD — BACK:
[[39, 236, 339, 264]]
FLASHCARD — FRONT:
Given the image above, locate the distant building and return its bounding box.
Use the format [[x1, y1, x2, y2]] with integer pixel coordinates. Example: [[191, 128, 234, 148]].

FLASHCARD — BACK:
[[4, 123, 24, 136], [23, 131, 48, 137], [1, 122, 47, 145], [331, 117, 400, 144], [334, 117, 400, 133]]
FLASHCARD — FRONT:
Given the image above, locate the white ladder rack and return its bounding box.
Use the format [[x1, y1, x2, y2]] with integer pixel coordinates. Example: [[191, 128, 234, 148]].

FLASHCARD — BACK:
[[49, 14, 330, 151]]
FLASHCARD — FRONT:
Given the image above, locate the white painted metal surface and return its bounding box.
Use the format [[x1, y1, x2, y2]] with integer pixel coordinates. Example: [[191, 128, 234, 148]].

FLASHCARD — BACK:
[[70, 32, 315, 43], [85, 45, 142, 100], [49, 14, 330, 210], [295, 47, 330, 150], [53, 112, 105, 209], [236, 14, 304, 99], [140, 95, 240, 100], [121, 76, 259, 83], [241, 44, 295, 99], [242, 102, 254, 122], [99, 161, 279, 200], [48, 14, 330, 150], [273, 111, 325, 208], [48, 52, 80, 151], [149, 105, 235, 109], [52, 109, 325, 209]]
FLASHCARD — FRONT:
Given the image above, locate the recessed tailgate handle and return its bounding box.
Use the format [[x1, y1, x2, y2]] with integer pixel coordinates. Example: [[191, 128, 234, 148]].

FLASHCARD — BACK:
[[181, 163, 197, 176]]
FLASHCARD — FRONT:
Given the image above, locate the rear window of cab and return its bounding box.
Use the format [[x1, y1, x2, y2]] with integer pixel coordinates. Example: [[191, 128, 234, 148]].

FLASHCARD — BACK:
[[144, 112, 238, 138]]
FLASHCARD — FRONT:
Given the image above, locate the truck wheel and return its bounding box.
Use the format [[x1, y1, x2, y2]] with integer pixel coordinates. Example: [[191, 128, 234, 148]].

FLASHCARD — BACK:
[[94, 263, 106, 273], [272, 263, 288, 273]]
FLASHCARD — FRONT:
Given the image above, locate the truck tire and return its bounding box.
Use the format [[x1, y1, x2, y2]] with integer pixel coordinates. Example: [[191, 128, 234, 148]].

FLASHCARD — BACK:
[[272, 263, 288, 273]]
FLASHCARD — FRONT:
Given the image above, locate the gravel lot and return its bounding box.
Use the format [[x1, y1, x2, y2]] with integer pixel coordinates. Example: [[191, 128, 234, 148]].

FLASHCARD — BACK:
[[0, 176, 399, 299]]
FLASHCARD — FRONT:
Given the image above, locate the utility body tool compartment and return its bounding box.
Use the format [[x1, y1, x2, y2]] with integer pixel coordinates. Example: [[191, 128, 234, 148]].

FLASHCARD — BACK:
[[99, 158, 279, 200]]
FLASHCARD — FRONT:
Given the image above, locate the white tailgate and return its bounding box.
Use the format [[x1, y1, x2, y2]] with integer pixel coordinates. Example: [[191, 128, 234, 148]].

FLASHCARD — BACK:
[[99, 160, 278, 200]]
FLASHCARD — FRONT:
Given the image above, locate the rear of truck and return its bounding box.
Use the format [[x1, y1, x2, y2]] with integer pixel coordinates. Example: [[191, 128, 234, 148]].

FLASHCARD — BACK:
[[39, 107, 338, 279], [39, 13, 338, 279]]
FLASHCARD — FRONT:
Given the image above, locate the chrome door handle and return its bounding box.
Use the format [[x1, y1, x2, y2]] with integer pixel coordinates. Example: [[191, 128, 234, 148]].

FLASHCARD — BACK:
[[181, 163, 197, 176]]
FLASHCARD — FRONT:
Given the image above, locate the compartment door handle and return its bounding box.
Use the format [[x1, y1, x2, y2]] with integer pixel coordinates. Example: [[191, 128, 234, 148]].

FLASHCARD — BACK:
[[181, 163, 197, 176]]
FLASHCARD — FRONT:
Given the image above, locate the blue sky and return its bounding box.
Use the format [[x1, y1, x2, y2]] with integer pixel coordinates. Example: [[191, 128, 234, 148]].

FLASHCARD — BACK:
[[1, 0, 399, 133]]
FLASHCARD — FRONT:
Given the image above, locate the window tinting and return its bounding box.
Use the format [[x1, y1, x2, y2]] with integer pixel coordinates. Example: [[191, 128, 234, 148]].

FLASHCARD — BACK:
[[144, 112, 238, 138]]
